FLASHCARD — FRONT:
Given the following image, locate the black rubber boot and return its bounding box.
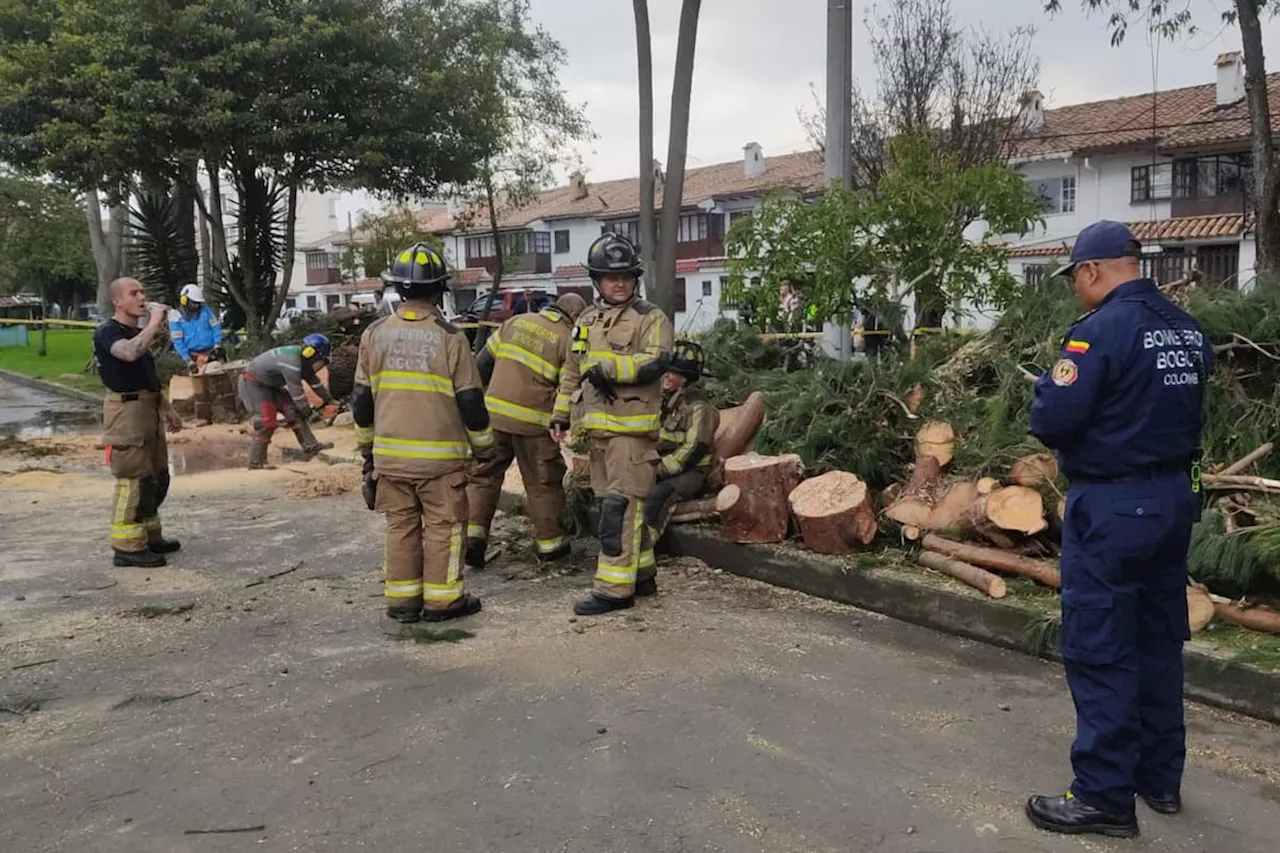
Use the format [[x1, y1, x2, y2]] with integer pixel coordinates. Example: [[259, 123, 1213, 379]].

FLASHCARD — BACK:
[[1137, 791, 1181, 815], [635, 578, 658, 597], [113, 549, 166, 568], [148, 538, 182, 554], [1025, 793, 1139, 838], [247, 440, 275, 470], [464, 538, 487, 570], [294, 422, 334, 458], [573, 593, 635, 616], [382, 606, 422, 637], [422, 595, 483, 622]]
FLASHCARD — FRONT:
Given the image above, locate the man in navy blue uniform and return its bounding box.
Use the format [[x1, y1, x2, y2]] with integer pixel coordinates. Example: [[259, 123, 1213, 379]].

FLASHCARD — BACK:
[[1025, 221, 1210, 839]]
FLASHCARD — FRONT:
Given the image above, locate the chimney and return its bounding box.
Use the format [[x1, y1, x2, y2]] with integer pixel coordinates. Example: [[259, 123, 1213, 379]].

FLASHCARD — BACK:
[[1215, 51, 1244, 106], [652, 158, 665, 191], [568, 170, 589, 200], [1017, 90, 1045, 133], [743, 142, 765, 179]]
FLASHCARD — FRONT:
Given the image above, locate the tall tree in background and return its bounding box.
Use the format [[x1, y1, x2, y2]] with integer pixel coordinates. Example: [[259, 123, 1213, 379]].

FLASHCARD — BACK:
[[448, 0, 590, 351], [633, 0, 658, 293], [801, 0, 1039, 325], [0, 175, 95, 355], [1046, 0, 1280, 280], [653, 0, 703, 319], [0, 0, 538, 337], [340, 204, 447, 282]]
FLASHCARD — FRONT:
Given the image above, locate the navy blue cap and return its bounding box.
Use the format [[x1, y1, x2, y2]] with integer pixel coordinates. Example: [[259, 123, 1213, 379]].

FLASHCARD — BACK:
[[1054, 220, 1142, 277]]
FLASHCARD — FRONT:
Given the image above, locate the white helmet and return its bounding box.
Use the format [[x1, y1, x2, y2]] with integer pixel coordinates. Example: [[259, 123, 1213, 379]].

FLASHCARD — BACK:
[[180, 284, 204, 304]]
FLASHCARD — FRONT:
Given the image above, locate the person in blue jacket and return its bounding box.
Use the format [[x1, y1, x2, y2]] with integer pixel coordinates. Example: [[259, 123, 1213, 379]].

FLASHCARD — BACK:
[[1025, 221, 1211, 839], [169, 284, 223, 372]]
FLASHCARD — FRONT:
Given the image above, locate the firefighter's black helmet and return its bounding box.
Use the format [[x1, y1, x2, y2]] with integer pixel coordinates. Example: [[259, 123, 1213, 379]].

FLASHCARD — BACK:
[[586, 232, 643, 280], [669, 340, 706, 382], [382, 242, 449, 298]]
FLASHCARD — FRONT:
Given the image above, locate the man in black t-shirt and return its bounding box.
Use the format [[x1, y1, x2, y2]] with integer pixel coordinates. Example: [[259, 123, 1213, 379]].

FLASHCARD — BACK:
[[93, 278, 185, 568]]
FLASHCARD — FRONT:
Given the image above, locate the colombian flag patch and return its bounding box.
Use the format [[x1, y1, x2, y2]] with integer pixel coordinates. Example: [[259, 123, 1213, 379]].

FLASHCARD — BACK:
[[1064, 339, 1090, 354]]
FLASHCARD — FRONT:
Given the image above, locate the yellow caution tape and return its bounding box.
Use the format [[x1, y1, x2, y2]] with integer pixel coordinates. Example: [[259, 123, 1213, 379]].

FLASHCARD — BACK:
[[0, 317, 100, 328]]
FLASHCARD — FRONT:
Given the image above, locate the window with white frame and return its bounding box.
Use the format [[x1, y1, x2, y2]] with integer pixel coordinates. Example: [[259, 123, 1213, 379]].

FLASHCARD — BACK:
[[1030, 176, 1076, 215], [701, 280, 713, 297]]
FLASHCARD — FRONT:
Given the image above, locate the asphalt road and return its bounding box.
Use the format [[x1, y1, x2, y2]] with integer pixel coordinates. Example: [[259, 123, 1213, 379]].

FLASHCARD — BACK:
[[0, 373, 98, 436], [1, 466, 1277, 852]]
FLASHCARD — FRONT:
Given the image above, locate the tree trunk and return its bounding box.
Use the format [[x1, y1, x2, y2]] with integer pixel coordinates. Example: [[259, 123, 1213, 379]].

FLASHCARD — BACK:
[[927, 481, 980, 531], [175, 160, 199, 294], [1237, 0, 1280, 279], [655, 0, 702, 319], [915, 420, 955, 466], [716, 452, 804, 543], [633, 0, 658, 296], [1007, 452, 1058, 487], [707, 391, 766, 488], [37, 284, 48, 356], [84, 190, 122, 314], [788, 470, 877, 553], [957, 486, 1047, 547], [191, 162, 243, 317], [267, 182, 299, 330], [474, 166, 503, 354]]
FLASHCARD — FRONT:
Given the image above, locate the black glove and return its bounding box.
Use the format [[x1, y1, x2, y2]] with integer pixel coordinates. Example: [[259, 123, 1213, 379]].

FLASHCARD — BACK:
[[187, 360, 200, 376], [362, 455, 377, 510], [584, 364, 616, 403]]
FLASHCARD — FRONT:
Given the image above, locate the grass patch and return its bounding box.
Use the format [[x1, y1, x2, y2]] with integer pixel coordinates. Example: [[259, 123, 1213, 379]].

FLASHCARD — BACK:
[[403, 627, 475, 644], [0, 329, 101, 392], [1197, 621, 1280, 671]]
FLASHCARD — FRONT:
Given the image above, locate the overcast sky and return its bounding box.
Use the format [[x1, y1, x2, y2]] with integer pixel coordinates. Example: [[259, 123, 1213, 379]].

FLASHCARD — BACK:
[[528, 0, 1280, 181]]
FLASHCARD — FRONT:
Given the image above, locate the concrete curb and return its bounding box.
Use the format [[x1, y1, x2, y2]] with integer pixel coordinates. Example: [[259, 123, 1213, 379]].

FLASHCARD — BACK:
[[0, 368, 103, 406], [664, 526, 1280, 726]]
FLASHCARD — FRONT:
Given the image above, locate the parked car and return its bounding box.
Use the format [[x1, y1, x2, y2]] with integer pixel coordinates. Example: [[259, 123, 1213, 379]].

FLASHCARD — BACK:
[[457, 288, 551, 344]]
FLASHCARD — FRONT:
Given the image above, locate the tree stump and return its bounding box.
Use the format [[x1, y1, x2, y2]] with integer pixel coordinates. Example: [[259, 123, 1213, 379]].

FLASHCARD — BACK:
[[787, 470, 877, 554], [716, 452, 804, 544], [708, 391, 767, 489], [958, 486, 1047, 547], [1186, 585, 1215, 633], [884, 455, 942, 529]]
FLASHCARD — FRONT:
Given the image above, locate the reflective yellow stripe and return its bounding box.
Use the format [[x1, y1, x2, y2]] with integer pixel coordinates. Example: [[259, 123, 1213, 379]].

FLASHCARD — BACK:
[[447, 523, 463, 585], [492, 341, 560, 383], [580, 412, 659, 433], [660, 429, 684, 444], [595, 564, 636, 585], [638, 550, 656, 569], [535, 536, 567, 554], [385, 579, 424, 599], [141, 516, 160, 532], [424, 583, 464, 601], [659, 454, 682, 477], [111, 524, 145, 541], [552, 392, 572, 419], [467, 427, 495, 449], [583, 351, 636, 383], [355, 425, 374, 443], [467, 524, 488, 540], [370, 371, 453, 395], [373, 437, 471, 460], [485, 395, 552, 427]]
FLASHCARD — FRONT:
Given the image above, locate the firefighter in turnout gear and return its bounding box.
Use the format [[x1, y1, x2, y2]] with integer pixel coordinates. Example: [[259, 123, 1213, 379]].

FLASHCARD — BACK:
[[238, 335, 336, 469], [642, 340, 719, 589], [93, 278, 185, 568], [465, 292, 588, 568], [352, 242, 495, 627], [552, 233, 674, 616]]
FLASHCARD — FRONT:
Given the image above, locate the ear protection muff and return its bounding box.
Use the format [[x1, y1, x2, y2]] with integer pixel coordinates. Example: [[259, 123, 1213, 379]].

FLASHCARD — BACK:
[[302, 345, 316, 359], [180, 295, 190, 307]]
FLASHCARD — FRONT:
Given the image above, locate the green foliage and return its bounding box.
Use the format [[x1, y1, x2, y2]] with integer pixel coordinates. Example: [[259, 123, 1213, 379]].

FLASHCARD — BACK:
[[724, 131, 1042, 330], [1188, 510, 1274, 598], [342, 203, 446, 282], [128, 190, 199, 306]]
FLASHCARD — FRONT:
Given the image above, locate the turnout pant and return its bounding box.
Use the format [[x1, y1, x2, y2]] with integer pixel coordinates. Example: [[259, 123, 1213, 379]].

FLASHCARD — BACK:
[[588, 435, 659, 600], [466, 430, 569, 556], [641, 469, 708, 582], [101, 392, 170, 553], [1059, 472, 1197, 814], [377, 471, 469, 614]]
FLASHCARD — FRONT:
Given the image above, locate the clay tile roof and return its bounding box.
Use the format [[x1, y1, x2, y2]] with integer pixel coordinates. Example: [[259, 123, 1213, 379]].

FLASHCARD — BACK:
[[1006, 242, 1071, 259], [414, 208, 455, 233], [1011, 72, 1280, 159], [1006, 214, 1246, 258], [452, 267, 492, 286], [453, 151, 825, 234], [553, 264, 587, 280]]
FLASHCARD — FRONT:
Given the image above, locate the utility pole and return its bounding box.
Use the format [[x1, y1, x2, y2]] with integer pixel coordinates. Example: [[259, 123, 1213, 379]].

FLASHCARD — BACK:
[[821, 0, 854, 360]]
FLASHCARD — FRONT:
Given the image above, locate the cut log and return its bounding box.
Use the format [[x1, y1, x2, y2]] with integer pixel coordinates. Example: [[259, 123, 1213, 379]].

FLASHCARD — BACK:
[[915, 420, 955, 467], [904, 454, 943, 495], [787, 470, 877, 554], [917, 552, 1006, 598], [928, 481, 980, 531], [957, 486, 1047, 546], [880, 482, 902, 506], [1201, 473, 1280, 493], [920, 534, 1061, 588], [712, 391, 766, 461], [904, 383, 925, 414], [1007, 453, 1058, 487], [1186, 585, 1215, 633], [717, 452, 805, 544], [884, 498, 933, 530], [903, 525, 921, 541], [1217, 442, 1273, 476], [1208, 595, 1280, 635], [976, 477, 999, 495], [669, 497, 720, 524]]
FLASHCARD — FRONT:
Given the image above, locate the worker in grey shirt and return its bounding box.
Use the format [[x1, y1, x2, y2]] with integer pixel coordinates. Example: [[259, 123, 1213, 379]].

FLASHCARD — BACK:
[[238, 334, 336, 468]]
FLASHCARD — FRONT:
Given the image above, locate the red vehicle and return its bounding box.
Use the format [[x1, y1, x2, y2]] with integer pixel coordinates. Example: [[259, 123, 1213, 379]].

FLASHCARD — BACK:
[[457, 288, 552, 343]]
